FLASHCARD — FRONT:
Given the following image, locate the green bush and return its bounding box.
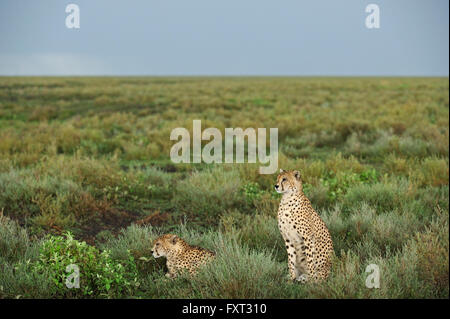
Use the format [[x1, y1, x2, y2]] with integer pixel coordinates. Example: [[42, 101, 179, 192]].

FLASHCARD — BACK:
[[241, 182, 266, 205], [31, 232, 138, 298], [320, 168, 379, 202]]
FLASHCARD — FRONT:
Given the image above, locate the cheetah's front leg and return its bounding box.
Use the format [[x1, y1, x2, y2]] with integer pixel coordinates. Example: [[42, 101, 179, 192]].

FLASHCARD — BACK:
[[301, 234, 318, 282], [165, 261, 178, 279], [294, 246, 309, 282], [286, 244, 300, 281]]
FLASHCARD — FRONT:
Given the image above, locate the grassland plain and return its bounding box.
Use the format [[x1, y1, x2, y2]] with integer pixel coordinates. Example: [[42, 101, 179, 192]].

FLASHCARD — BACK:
[[0, 76, 448, 298]]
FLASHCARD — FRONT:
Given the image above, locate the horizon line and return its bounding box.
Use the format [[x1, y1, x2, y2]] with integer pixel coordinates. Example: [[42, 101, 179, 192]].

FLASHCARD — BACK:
[[1, 74, 449, 78]]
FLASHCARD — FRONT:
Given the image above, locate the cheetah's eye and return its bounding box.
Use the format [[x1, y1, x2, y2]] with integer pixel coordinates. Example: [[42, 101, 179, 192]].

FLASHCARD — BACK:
[[282, 178, 287, 182]]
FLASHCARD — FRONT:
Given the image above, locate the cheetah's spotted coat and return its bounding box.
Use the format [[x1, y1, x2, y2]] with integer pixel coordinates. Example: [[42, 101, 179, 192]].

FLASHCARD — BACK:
[[275, 169, 334, 282], [151, 234, 215, 278]]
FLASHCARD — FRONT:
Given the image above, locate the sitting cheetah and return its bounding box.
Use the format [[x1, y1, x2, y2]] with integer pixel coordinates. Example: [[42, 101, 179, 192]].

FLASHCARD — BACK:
[[275, 169, 334, 282], [151, 234, 215, 278]]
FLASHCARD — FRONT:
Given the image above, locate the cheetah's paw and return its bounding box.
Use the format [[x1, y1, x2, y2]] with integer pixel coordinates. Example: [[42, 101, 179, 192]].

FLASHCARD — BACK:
[[296, 274, 308, 283]]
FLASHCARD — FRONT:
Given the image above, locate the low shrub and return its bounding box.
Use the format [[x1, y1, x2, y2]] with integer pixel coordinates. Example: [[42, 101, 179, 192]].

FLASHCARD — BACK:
[[172, 167, 248, 224], [146, 234, 288, 299], [342, 180, 407, 215], [220, 211, 286, 262], [31, 233, 138, 298], [0, 214, 39, 263]]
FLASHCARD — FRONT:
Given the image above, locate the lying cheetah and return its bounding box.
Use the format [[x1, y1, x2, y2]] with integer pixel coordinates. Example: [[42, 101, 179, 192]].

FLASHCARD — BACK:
[[151, 234, 215, 278], [275, 169, 333, 282]]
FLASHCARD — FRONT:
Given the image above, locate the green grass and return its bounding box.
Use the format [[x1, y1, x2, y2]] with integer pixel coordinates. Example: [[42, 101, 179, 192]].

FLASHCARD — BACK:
[[0, 76, 448, 298]]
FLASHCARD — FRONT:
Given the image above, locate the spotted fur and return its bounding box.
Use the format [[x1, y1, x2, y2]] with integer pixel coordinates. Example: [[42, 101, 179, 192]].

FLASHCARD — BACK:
[[151, 234, 215, 278], [275, 169, 334, 282]]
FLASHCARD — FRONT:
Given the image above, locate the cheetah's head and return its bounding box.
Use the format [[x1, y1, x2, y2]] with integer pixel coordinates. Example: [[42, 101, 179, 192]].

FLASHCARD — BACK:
[[274, 169, 303, 194], [151, 234, 183, 258]]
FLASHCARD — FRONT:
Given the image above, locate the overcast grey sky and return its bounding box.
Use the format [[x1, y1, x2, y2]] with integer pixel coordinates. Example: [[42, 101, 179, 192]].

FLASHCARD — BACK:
[[0, 0, 448, 76]]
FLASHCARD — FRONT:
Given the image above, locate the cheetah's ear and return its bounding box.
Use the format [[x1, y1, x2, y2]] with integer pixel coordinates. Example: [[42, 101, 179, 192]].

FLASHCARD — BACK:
[[171, 235, 178, 245], [279, 168, 284, 173], [293, 170, 301, 181]]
